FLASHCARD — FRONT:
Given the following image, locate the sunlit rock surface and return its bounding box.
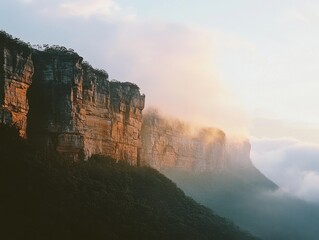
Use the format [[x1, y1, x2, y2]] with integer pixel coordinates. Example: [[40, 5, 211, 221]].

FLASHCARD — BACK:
[[0, 46, 34, 137], [0, 32, 145, 162]]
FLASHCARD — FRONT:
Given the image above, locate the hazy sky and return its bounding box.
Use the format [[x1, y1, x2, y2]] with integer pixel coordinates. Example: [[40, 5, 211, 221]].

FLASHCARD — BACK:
[[1, 0, 319, 202]]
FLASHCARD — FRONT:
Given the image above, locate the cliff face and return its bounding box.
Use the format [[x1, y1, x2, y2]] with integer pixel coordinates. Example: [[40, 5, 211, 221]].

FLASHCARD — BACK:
[[140, 111, 253, 172], [27, 50, 145, 162], [0, 46, 34, 137], [0, 32, 145, 162]]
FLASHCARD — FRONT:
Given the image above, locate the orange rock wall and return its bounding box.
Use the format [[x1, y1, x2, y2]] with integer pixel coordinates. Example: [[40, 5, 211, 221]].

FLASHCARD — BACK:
[[0, 34, 145, 163], [0, 47, 34, 137], [27, 52, 145, 162]]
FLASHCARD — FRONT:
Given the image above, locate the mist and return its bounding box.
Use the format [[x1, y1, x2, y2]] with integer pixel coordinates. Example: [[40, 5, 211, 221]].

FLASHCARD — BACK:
[[97, 22, 249, 135], [163, 168, 319, 240], [251, 137, 319, 203], [150, 115, 319, 239]]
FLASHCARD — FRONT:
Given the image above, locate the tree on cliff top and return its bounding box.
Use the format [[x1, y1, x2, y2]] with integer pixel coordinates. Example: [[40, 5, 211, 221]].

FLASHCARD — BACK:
[[0, 30, 32, 54]]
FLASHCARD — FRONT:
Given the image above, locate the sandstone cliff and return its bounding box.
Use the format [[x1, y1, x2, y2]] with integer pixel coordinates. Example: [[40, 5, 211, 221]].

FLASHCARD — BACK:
[[27, 49, 145, 163], [140, 110, 253, 172], [0, 34, 34, 137], [0, 32, 145, 163]]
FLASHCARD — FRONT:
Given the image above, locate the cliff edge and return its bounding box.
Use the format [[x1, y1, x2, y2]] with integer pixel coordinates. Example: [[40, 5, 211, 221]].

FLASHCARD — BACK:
[[0, 31, 145, 163]]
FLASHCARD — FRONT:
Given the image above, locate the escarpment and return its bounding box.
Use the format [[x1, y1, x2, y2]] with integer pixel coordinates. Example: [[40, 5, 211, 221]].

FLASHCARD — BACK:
[[0, 32, 145, 163], [0, 31, 253, 171], [0, 35, 34, 137], [26, 49, 145, 163]]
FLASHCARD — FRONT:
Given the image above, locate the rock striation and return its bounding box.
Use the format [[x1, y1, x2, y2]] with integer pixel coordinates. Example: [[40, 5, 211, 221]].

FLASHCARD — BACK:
[[27, 50, 145, 163], [0, 36, 34, 137], [140, 110, 253, 172]]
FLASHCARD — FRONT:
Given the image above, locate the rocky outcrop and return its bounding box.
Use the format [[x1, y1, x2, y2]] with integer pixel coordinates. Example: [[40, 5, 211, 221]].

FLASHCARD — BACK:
[[27, 50, 145, 162], [0, 32, 145, 162], [0, 42, 34, 137], [140, 111, 253, 172]]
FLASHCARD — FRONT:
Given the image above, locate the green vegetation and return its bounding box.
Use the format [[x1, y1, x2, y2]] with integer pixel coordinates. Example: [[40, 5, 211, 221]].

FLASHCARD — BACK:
[[82, 61, 109, 79], [0, 30, 78, 58], [41, 45, 78, 56], [0, 124, 258, 240], [0, 30, 32, 54]]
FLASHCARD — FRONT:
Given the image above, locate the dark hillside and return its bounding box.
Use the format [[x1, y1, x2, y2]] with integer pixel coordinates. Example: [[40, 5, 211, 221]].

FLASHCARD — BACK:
[[0, 124, 258, 240]]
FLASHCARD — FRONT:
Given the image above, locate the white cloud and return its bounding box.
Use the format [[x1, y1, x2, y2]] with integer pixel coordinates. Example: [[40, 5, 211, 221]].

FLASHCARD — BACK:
[[14, 0, 136, 22], [297, 171, 319, 201], [280, 1, 319, 27], [281, 9, 310, 25], [18, 0, 34, 4], [59, 0, 121, 19], [279, 0, 319, 30], [251, 137, 319, 203]]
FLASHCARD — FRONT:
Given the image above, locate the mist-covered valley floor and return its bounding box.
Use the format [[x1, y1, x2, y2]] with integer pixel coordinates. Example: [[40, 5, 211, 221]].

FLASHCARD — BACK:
[[163, 166, 319, 240]]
